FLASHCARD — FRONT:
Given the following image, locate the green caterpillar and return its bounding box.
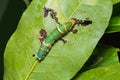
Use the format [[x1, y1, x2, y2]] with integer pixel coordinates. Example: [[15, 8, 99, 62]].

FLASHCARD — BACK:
[[35, 7, 92, 61]]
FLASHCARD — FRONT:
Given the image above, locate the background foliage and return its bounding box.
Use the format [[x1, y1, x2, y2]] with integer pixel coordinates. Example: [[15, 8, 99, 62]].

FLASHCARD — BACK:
[[0, 0, 120, 80]]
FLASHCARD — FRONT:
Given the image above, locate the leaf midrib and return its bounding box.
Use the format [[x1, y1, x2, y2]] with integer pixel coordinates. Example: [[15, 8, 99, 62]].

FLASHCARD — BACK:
[[25, 60, 38, 80]]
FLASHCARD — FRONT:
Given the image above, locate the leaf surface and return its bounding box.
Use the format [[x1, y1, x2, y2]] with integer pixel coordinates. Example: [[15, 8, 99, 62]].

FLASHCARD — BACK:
[[75, 64, 120, 80], [77, 44, 119, 73], [4, 0, 113, 80], [111, 0, 120, 4], [106, 16, 120, 33]]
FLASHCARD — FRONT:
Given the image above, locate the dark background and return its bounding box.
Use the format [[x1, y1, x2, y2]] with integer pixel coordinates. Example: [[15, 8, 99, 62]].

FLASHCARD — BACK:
[[100, 2, 120, 48], [0, 0, 27, 79], [100, 2, 120, 60], [0, 0, 120, 80]]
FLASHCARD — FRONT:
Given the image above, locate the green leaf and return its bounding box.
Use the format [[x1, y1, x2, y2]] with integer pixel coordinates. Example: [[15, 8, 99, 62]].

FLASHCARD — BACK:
[[80, 44, 119, 72], [75, 64, 120, 80], [4, 0, 113, 80], [106, 16, 120, 33], [106, 3, 120, 33], [24, 0, 32, 6], [112, 2, 120, 16], [111, 0, 120, 5]]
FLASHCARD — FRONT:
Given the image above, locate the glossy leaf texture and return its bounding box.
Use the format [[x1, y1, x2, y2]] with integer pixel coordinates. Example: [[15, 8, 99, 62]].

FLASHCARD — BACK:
[[4, 0, 113, 80], [106, 2, 120, 33], [77, 44, 119, 73], [75, 64, 120, 80], [106, 16, 120, 33], [111, 0, 120, 4]]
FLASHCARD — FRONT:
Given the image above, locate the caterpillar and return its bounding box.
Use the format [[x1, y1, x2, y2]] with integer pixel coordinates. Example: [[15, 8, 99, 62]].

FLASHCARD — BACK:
[[34, 7, 92, 61]]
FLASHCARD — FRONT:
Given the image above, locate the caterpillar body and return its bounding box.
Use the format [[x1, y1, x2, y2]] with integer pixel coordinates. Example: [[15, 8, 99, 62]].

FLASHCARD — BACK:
[[37, 19, 76, 60], [35, 7, 92, 61]]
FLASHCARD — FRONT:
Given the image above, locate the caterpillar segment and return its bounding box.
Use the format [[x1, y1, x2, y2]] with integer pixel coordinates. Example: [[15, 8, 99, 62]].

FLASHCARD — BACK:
[[36, 19, 76, 60], [35, 7, 92, 61]]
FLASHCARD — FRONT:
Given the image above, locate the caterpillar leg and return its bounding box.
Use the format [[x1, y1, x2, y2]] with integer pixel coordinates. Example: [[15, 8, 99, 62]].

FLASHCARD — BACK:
[[71, 29, 78, 34], [43, 6, 60, 24], [39, 29, 47, 43], [59, 38, 67, 44]]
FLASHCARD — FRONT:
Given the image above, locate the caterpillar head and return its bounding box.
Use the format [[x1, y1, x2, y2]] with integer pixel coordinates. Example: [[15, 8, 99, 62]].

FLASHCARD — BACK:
[[70, 18, 77, 26]]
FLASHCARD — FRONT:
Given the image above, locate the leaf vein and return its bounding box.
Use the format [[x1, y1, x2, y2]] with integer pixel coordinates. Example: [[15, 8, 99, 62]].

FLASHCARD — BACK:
[[67, 0, 84, 21]]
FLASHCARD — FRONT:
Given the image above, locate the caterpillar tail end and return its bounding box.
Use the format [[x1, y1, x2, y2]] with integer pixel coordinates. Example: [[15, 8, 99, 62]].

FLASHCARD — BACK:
[[32, 54, 42, 61], [37, 57, 42, 61]]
